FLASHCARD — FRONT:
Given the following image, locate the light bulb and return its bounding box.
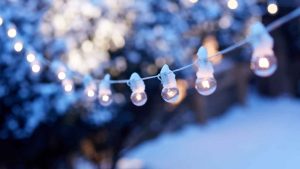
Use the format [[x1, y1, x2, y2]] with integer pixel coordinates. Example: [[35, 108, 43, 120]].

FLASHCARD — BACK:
[[159, 64, 179, 103], [31, 63, 41, 73], [85, 85, 97, 100], [195, 46, 217, 96], [57, 71, 66, 80], [62, 79, 73, 92], [130, 92, 147, 106], [251, 54, 277, 77], [86, 88, 95, 98], [99, 94, 113, 106], [195, 77, 217, 96], [83, 77, 97, 100], [129, 73, 147, 106], [98, 74, 113, 106], [26, 53, 36, 63], [161, 87, 179, 103], [227, 0, 238, 10], [7, 27, 17, 38], [14, 41, 23, 52], [267, 3, 278, 15]]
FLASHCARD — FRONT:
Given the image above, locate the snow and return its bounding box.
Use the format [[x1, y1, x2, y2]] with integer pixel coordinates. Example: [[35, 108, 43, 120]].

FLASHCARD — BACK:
[[123, 93, 300, 169]]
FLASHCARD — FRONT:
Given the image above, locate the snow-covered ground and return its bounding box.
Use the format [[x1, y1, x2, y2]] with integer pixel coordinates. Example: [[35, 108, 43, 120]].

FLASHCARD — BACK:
[[121, 94, 300, 169]]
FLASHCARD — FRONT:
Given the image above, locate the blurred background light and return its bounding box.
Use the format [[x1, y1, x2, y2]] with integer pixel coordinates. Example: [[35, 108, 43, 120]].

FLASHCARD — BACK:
[[267, 3, 278, 15], [227, 0, 239, 10]]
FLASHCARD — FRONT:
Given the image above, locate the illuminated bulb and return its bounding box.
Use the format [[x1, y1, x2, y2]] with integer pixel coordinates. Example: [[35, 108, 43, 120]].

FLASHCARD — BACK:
[[7, 27, 17, 38], [161, 87, 179, 102], [195, 46, 217, 96], [227, 0, 238, 10], [267, 3, 278, 15], [62, 79, 73, 92], [248, 22, 277, 77], [160, 64, 179, 103], [84, 77, 97, 100], [131, 92, 147, 106], [99, 94, 112, 106], [195, 77, 217, 96], [129, 73, 147, 106], [14, 41, 23, 52], [85, 82, 96, 100], [87, 89, 95, 98], [31, 63, 41, 73], [98, 74, 113, 106], [0, 17, 3, 26], [26, 53, 36, 63], [57, 71, 66, 80], [251, 55, 277, 77]]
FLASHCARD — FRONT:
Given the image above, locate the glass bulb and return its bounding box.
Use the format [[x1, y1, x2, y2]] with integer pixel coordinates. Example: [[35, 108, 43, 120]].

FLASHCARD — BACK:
[[161, 87, 179, 103], [195, 77, 217, 96], [251, 55, 277, 77], [99, 94, 113, 106], [130, 92, 147, 106]]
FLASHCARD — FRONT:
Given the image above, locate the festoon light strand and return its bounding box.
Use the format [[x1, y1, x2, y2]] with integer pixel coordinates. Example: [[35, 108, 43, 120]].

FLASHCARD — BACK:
[[1, 7, 300, 107]]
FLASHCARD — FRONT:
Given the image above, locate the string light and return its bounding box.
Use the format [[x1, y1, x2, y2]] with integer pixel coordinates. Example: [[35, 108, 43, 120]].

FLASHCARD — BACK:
[[249, 22, 277, 77], [267, 2, 278, 15], [227, 0, 238, 10], [62, 79, 74, 92], [84, 76, 97, 99], [31, 61, 41, 73], [50, 61, 67, 81], [98, 74, 113, 106], [159, 64, 179, 103], [129, 73, 147, 106], [13, 41, 23, 52], [57, 71, 66, 80], [195, 47, 217, 96], [7, 26, 17, 38], [26, 52, 36, 63], [1, 7, 299, 107]]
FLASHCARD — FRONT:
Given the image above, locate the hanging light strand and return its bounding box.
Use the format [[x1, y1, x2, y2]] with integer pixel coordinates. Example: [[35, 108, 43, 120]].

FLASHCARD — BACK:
[[1, 7, 300, 106]]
